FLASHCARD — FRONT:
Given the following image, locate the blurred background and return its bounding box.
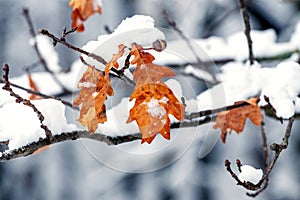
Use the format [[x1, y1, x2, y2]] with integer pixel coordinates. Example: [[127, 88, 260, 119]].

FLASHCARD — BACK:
[[1, 0, 300, 199]]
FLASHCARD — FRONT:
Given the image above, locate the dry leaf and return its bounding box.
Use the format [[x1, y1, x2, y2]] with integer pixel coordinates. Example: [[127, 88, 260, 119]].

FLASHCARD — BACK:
[[73, 66, 107, 132], [69, 0, 102, 32], [127, 82, 185, 143], [127, 43, 185, 144], [213, 97, 262, 143], [130, 43, 175, 87], [28, 74, 41, 100], [74, 46, 125, 132]]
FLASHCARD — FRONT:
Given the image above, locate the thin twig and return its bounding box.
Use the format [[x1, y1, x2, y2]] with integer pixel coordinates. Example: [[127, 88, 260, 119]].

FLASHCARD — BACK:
[[0, 78, 77, 110], [185, 101, 250, 120], [225, 117, 295, 197], [2, 64, 53, 139], [39, 29, 135, 85], [237, 0, 254, 65], [22, 7, 70, 93], [40, 29, 107, 65], [162, 10, 218, 84], [260, 120, 269, 172]]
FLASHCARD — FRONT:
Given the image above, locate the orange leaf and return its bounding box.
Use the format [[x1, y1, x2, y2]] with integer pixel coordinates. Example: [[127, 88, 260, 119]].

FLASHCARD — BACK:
[[74, 46, 124, 132], [73, 66, 107, 132], [213, 97, 262, 143], [130, 43, 175, 87], [69, 0, 102, 32], [28, 74, 41, 100], [127, 43, 185, 143], [127, 82, 185, 144]]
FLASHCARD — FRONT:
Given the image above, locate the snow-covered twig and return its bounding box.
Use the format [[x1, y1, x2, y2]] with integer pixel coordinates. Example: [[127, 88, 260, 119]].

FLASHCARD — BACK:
[[0, 78, 76, 110], [225, 117, 295, 197], [237, 0, 254, 65], [39, 28, 135, 85], [2, 64, 53, 139], [0, 117, 213, 162]]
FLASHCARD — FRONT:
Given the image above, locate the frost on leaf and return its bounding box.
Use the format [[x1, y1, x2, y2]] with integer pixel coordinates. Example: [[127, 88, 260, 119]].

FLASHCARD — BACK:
[[213, 97, 262, 143], [127, 43, 185, 144], [69, 0, 102, 32]]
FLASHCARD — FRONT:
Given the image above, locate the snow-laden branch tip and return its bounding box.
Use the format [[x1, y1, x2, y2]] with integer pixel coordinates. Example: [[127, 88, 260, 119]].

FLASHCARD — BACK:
[[238, 165, 263, 184]]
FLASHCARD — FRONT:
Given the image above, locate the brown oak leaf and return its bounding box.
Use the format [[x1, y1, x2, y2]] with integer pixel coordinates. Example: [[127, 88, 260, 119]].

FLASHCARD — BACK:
[[69, 0, 102, 32], [74, 45, 125, 133], [213, 97, 262, 143], [128, 43, 185, 143], [130, 43, 175, 87], [127, 82, 185, 144], [73, 66, 107, 132]]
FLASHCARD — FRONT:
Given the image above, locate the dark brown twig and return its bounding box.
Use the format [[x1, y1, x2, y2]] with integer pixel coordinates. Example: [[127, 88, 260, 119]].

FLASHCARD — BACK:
[[39, 29, 135, 85], [237, 0, 254, 65], [225, 117, 295, 197], [162, 10, 218, 84], [22, 7, 70, 93], [264, 95, 283, 123], [260, 120, 269, 172], [0, 116, 213, 162], [0, 78, 77, 110], [185, 101, 250, 120], [2, 64, 53, 139]]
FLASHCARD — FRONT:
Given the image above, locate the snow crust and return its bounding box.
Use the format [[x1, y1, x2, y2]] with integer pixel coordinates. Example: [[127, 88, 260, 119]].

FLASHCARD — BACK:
[[238, 165, 263, 184], [0, 99, 76, 150], [82, 15, 165, 68], [196, 61, 300, 119]]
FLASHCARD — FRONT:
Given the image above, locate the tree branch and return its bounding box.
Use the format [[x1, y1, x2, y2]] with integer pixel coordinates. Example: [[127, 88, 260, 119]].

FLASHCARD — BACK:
[[0, 116, 213, 162], [0, 78, 77, 110], [225, 117, 295, 197], [22, 7, 70, 93], [2, 64, 53, 139], [162, 10, 218, 84], [237, 0, 254, 65]]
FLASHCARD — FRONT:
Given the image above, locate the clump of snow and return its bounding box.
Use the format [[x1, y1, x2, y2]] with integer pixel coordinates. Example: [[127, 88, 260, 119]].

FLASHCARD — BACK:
[[0, 99, 76, 150], [82, 15, 165, 68], [196, 61, 300, 118], [145, 98, 166, 118], [238, 165, 263, 184], [30, 35, 61, 72]]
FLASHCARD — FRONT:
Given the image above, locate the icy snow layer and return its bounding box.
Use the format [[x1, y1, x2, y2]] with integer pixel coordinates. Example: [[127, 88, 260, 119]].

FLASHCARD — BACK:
[[238, 165, 263, 184], [82, 15, 165, 68], [0, 99, 76, 150], [197, 61, 300, 119]]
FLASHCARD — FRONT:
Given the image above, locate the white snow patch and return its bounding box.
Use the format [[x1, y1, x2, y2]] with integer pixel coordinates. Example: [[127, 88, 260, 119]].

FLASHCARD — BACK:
[[82, 15, 165, 68], [78, 82, 96, 88], [145, 98, 166, 118], [0, 99, 77, 150], [238, 165, 263, 184], [197, 61, 300, 118], [30, 35, 61, 72]]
